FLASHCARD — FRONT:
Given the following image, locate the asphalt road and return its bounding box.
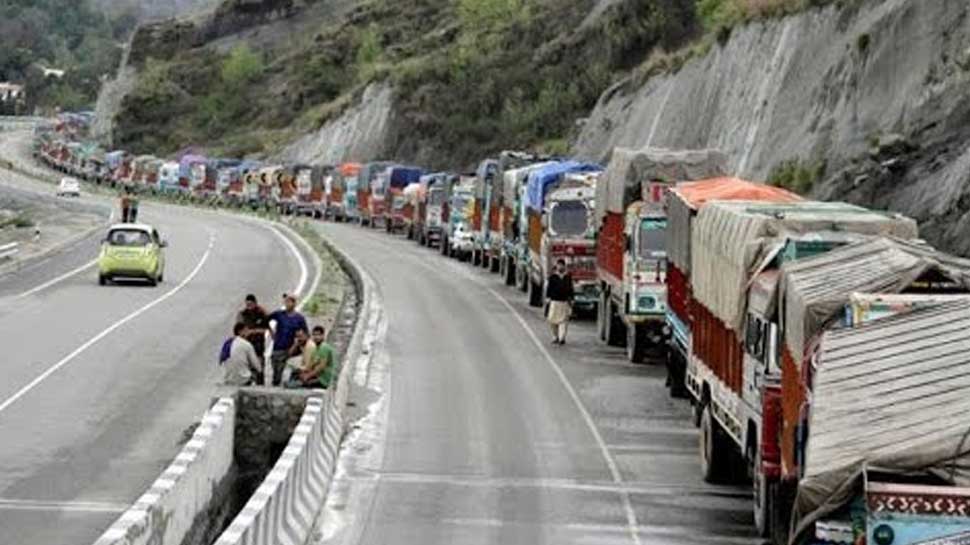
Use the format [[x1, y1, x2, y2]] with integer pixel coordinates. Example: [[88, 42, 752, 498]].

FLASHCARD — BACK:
[[316, 223, 762, 545], [0, 150, 317, 543]]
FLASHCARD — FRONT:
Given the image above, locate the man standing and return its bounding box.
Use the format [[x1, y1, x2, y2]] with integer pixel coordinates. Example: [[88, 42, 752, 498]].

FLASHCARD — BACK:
[[129, 191, 140, 223], [268, 294, 308, 386], [223, 323, 263, 386], [119, 189, 131, 223], [237, 294, 269, 385], [545, 258, 575, 345]]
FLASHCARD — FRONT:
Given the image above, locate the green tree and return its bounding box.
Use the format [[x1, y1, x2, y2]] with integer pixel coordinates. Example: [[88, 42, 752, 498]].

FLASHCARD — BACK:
[[221, 45, 264, 89]]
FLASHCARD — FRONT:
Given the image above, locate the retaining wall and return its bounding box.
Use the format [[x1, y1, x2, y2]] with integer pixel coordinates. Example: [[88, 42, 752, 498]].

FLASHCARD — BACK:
[[93, 397, 236, 545]]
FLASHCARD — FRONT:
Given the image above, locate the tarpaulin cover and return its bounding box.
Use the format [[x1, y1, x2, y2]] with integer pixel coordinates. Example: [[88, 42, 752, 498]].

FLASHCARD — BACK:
[[388, 167, 424, 189], [779, 237, 970, 365], [105, 151, 126, 169], [667, 178, 802, 273], [503, 162, 556, 206], [791, 299, 970, 543], [525, 161, 601, 212], [474, 159, 500, 200], [690, 201, 918, 333], [594, 147, 727, 227], [179, 154, 207, 179]]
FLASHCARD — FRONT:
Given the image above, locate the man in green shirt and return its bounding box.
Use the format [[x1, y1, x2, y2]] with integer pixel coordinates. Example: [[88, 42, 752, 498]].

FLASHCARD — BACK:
[[289, 325, 339, 389]]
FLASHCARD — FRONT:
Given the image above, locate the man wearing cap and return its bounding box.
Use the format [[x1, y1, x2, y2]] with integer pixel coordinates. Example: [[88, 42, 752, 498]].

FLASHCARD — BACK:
[[267, 294, 308, 386]]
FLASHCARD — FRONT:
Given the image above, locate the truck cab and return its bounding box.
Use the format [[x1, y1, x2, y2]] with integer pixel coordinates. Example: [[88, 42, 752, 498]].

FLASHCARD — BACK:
[[442, 180, 475, 261]]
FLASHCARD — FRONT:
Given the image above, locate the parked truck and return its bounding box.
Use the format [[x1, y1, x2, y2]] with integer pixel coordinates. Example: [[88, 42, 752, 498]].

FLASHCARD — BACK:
[[519, 161, 602, 308], [383, 166, 424, 233], [681, 200, 918, 542], [417, 173, 454, 248], [359, 161, 395, 227], [664, 178, 803, 393], [441, 176, 476, 260], [291, 164, 328, 217], [499, 161, 556, 288], [595, 148, 728, 363], [330, 162, 361, 222]]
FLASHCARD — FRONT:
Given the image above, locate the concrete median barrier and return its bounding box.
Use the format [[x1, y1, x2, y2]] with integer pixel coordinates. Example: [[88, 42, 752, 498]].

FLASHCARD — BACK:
[[93, 397, 236, 545]]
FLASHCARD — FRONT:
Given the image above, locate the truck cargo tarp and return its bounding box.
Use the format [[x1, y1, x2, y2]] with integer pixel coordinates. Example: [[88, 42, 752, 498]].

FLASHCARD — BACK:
[[792, 299, 970, 543], [595, 147, 728, 227], [388, 167, 424, 189], [667, 178, 802, 273], [525, 161, 601, 212], [779, 237, 970, 364], [503, 162, 556, 206], [690, 201, 919, 333]]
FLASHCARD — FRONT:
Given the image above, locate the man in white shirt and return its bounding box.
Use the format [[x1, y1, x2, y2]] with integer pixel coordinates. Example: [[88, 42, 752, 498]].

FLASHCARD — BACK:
[[224, 323, 263, 386]]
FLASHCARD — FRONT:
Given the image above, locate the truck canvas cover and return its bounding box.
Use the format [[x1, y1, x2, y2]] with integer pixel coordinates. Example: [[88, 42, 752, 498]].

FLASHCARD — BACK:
[[792, 299, 970, 541], [595, 147, 727, 227], [387, 166, 424, 189], [667, 178, 802, 274], [690, 201, 918, 332], [780, 237, 970, 363], [503, 162, 555, 206], [525, 161, 601, 212]]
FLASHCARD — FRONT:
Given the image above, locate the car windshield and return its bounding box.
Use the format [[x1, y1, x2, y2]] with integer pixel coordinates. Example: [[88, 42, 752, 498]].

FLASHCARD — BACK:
[[638, 218, 667, 259], [550, 201, 588, 236], [108, 229, 152, 247]]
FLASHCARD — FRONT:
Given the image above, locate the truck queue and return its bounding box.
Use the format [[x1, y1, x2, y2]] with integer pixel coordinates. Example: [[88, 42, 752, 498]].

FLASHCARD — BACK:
[[30, 112, 970, 545]]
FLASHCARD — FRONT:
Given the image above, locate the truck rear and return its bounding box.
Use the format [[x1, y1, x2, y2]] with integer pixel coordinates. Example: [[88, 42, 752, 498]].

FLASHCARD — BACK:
[[442, 177, 476, 261], [421, 173, 453, 249], [359, 161, 394, 227], [500, 162, 556, 288], [595, 147, 728, 363], [332, 162, 361, 222], [385, 166, 424, 233]]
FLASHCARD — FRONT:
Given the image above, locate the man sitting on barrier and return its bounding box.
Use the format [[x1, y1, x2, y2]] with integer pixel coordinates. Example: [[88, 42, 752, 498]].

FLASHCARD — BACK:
[[287, 326, 338, 389], [282, 328, 316, 384], [223, 323, 263, 386]]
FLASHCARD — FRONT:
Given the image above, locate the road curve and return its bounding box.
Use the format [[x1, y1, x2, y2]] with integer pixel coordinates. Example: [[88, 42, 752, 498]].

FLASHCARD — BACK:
[[0, 163, 318, 543], [316, 223, 760, 545]]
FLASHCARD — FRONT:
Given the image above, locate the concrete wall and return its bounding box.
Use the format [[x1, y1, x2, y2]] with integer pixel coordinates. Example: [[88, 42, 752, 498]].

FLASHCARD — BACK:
[[92, 397, 236, 545]]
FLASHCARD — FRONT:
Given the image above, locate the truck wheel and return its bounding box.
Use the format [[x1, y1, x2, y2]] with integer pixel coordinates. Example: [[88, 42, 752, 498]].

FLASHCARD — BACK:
[[528, 278, 543, 307], [700, 404, 730, 484], [440, 237, 449, 256], [753, 456, 773, 538], [504, 259, 515, 286], [666, 348, 688, 399], [606, 302, 626, 347], [627, 324, 647, 364], [597, 291, 608, 342], [490, 256, 500, 273]]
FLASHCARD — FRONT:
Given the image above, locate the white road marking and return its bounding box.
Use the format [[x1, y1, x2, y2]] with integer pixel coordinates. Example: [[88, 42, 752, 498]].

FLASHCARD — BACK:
[[0, 233, 215, 415], [269, 224, 308, 299], [17, 259, 97, 298], [0, 498, 128, 513], [438, 518, 762, 543]]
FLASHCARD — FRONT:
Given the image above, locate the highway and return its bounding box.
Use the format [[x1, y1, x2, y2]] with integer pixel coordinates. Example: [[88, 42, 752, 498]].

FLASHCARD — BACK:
[[0, 136, 318, 544], [316, 223, 761, 545]]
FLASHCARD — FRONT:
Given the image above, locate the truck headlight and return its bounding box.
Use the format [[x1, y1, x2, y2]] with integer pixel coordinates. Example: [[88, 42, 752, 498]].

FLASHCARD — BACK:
[[637, 295, 657, 310]]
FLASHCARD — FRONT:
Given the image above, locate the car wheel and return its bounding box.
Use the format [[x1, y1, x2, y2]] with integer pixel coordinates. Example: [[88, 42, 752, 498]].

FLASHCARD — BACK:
[[99, 274, 107, 286]]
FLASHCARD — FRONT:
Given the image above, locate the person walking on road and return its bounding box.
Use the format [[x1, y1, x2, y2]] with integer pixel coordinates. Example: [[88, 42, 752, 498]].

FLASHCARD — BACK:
[[237, 294, 269, 385], [129, 191, 140, 223], [268, 293, 308, 386], [119, 189, 131, 223], [223, 323, 263, 386], [546, 259, 575, 345]]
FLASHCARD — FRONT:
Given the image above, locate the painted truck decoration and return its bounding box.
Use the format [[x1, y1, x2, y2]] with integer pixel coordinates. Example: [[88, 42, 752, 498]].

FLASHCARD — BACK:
[[36, 113, 970, 545]]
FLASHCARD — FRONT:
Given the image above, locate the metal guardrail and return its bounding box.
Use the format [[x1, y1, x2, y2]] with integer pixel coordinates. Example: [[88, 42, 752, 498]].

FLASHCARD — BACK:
[[0, 242, 20, 260]]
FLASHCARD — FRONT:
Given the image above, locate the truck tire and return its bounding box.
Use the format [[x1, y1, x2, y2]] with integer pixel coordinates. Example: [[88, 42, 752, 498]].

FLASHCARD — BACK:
[[517, 267, 528, 293], [605, 302, 626, 347], [528, 277, 543, 307], [504, 259, 516, 286], [490, 256, 500, 273], [700, 404, 731, 484], [666, 347, 688, 399], [440, 237, 449, 256], [473, 250, 482, 267], [597, 291, 608, 342], [627, 323, 647, 363], [753, 455, 773, 538]]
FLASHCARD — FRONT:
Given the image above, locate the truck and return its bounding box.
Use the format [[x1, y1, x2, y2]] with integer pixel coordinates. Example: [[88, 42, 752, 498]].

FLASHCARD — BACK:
[[383, 166, 424, 233], [331, 163, 361, 222], [178, 154, 206, 194], [681, 201, 918, 542], [291, 164, 328, 217], [416, 173, 455, 248], [499, 161, 557, 288], [519, 161, 602, 308], [440, 176, 476, 261], [595, 147, 729, 363], [788, 297, 970, 545], [664, 178, 803, 392], [761, 236, 970, 544], [359, 161, 395, 227], [159, 161, 181, 193]]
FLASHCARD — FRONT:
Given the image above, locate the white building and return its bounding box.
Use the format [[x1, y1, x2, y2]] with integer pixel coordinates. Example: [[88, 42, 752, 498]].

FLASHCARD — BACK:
[[0, 83, 24, 103]]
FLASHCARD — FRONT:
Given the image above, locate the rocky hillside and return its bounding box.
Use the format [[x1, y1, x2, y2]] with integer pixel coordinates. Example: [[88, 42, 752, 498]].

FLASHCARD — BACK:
[[97, 0, 699, 164], [574, 0, 970, 255]]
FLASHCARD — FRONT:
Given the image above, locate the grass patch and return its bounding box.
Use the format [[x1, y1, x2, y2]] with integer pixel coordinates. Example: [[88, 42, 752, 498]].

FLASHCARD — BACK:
[[768, 157, 827, 195], [0, 213, 35, 229]]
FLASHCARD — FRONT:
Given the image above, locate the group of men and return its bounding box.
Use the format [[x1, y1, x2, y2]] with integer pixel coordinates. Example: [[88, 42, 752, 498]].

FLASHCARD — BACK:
[[119, 188, 140, 223], [222, 293, 339, 389]]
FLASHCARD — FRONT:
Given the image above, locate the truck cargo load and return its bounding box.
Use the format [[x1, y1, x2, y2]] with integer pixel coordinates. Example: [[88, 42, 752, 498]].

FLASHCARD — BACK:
[[690, 201, 919, 334], [525, 161, 601, 213], [594, 147, 728, 226], [790, 299, 970, 544]]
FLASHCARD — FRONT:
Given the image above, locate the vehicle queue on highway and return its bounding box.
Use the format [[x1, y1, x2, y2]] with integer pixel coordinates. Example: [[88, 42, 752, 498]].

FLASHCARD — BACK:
[[29, 112, 970, 545]]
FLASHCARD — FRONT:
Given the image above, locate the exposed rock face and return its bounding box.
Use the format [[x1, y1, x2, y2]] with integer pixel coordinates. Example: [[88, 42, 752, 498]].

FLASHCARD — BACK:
[[278, 83, 396, 165], [573, 0, 970, 254]]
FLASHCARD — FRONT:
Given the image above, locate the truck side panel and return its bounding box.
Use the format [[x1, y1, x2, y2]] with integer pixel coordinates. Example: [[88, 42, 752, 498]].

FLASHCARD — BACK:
[[668, 263, 693, 327], [692, 301, 743, 395], [528, 211, 542, 255], [781, 345, 805, 479], [596, 212, 624, 286]]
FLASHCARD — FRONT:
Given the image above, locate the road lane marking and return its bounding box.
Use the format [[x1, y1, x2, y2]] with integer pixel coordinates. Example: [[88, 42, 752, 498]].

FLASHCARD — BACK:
[[353, 230, 642, 545], [17, 259, 97, 298], [438, 518, 762, 543], [0, 233, 215, 415], [269, 224, 308, 298], [0, 498, 128, 513]]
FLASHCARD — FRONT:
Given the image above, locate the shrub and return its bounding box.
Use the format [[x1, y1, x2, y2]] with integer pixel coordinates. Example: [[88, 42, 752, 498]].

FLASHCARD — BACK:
[[768, 158, 827, 195]]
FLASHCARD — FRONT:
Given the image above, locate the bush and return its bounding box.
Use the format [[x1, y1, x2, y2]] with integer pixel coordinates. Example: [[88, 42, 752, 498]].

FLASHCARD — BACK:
[[768, 158, 827, 195]]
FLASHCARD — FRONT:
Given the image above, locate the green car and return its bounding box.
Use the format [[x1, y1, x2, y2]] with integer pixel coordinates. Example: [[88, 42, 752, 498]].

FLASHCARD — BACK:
[[98, 224, 167, 286]]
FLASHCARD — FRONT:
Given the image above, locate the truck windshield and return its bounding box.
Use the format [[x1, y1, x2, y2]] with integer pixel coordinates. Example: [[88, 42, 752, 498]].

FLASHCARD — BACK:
[[638, 219, 667, 259], [429, 189, 445, 206], [550, 201, 588, 236]]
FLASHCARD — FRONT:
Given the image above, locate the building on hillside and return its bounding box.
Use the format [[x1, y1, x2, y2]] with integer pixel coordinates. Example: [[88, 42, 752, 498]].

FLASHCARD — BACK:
[[0, 83, 24, 103]]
